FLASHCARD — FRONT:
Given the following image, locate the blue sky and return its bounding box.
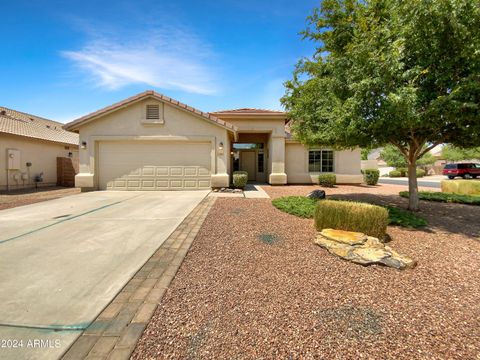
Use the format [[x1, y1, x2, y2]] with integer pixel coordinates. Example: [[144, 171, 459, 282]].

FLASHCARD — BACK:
[[1, 0, 318, 123]]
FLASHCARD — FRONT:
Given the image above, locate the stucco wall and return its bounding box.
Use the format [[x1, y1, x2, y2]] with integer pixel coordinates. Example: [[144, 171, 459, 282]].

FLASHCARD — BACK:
[[0, 133, 78, 190], [285, 142, 363, 184], [76, 98, 230, 189]]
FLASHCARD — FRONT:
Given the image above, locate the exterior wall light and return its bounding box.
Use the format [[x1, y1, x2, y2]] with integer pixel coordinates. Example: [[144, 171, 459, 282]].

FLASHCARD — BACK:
[[81, 141, 87, 149], [218, 142, 224, 155]]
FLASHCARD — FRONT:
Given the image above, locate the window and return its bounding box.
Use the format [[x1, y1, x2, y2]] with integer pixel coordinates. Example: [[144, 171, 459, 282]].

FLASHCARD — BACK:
[[258, 152, 264, 173], [146, 104, 160, 120], [309, 150, 334, 172]]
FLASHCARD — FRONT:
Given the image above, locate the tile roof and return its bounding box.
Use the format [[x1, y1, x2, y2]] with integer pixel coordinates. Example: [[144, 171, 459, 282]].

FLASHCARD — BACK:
[[0, 107, 79, 146], [211, 108, 286, 115], [64, 90, 238, 133]]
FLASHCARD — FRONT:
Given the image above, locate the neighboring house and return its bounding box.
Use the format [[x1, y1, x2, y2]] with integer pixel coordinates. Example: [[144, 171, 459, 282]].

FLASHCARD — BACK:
[[0, 107, 79, 191], [64, 90, 362, 191]]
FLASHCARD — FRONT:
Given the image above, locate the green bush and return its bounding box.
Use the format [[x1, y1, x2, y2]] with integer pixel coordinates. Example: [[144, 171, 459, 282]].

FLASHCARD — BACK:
[[416, 169, 426, 178], [397, 167, 407, 177], [363, 169, 380, 185], [272, 196, 318, 218], [441, 179, 480, 195], [389, 170, 402, 177], [400, 191, 480, 205], [232, 171, 248, 189], [386, 207, 427, 228], [314, 200, 389, 239], [318, 173, 336, 187]]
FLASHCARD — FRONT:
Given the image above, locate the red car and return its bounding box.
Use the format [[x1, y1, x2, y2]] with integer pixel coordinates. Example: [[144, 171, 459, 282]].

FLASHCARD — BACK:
[[442, 163, 480, 179]]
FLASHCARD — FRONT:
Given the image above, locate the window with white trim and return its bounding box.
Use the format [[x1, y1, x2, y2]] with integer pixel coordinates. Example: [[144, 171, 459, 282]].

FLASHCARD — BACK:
[[309, 150, 334, 172]]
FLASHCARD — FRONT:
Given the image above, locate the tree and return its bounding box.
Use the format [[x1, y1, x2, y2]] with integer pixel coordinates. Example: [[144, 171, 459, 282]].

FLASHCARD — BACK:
[[442, 145, 480, 162], [282, 0, 480, 210], [380, 145, 436, 168]]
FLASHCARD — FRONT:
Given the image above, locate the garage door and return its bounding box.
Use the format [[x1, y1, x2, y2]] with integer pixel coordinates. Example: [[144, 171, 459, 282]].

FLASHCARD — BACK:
[[98, 141, 212, 190]]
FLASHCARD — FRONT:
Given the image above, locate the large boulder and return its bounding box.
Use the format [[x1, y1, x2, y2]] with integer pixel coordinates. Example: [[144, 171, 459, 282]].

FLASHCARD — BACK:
[[314, 229, 416, 270]]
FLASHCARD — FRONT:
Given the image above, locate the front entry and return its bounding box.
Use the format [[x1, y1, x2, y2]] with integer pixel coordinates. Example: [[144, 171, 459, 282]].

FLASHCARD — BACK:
[[240, 150, 256, 181]]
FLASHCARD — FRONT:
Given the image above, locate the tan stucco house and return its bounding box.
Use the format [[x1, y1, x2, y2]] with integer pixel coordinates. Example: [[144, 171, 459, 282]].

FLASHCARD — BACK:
[[64, 90, 362, 191], [0, 107, 79, 191]]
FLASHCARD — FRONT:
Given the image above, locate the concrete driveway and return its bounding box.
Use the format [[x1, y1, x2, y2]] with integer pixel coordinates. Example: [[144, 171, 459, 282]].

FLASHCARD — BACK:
[[0, 190, 209, 360]]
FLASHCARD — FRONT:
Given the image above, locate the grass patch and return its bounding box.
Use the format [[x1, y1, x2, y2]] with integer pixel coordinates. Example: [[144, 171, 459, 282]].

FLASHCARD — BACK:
[[272, 196, 318, 218], [272, 196, 427, 229], [400, 191, 480, 205], [386, 206, 427, 228]]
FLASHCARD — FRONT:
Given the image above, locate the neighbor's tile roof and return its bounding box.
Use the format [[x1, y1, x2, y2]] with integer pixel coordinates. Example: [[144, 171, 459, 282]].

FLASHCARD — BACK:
[[0, 106, 79, 145], [211, 108, 286, 115], [64, 90, 238, 133]]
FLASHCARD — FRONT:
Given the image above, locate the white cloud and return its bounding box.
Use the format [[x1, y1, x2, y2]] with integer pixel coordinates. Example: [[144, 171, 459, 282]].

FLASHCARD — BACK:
[[62, 27, 220, 95]]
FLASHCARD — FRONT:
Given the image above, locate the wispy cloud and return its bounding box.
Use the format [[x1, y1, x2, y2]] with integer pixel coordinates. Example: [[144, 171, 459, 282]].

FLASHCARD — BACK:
[[62, 26, 220, 94]]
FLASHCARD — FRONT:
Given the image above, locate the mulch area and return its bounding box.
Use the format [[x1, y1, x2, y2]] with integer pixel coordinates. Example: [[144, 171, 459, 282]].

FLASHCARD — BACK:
[[132, 184, 480, 359], [0, 186, 80, 210]]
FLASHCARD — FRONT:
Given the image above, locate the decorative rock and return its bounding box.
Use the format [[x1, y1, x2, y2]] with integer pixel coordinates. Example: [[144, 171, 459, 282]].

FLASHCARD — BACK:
[[307, 190, 326, 200], [320, 228, 368, 245], [314, 229, 416, 270]]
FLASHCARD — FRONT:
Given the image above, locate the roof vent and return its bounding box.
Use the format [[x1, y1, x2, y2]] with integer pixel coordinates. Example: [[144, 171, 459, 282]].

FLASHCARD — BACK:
[[146, 104, 160, 120]]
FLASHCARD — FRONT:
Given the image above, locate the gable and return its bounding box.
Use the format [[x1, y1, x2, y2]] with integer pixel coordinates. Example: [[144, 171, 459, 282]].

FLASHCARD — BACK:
[[64, 90, 237, 134]]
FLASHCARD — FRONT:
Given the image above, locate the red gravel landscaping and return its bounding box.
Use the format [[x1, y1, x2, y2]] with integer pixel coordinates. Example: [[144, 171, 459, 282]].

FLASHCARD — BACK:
[[0, 186, 80, 210], [132, 184, 480, 359]]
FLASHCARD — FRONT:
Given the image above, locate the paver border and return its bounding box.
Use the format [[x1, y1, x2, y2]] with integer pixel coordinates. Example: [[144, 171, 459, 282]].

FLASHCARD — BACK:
[[61, 196, 216, 360]]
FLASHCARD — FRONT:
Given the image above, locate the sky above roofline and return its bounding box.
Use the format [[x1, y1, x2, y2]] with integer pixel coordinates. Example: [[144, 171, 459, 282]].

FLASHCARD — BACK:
[[0, 0, 318, 123]]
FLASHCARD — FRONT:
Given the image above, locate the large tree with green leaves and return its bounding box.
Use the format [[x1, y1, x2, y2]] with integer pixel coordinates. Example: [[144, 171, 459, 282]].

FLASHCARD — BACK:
[[282, 0, 480, 210], [442, 145, 480, 161]]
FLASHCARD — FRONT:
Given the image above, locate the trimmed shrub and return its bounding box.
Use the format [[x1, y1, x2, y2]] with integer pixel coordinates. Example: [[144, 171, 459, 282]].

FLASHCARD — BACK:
[[232, 171, 248, 189], [397, 167, 407, 177], [416, 169, 426, 178], [441, 179, 480, 195], [400, 190, 480, 205], [314, 200, 389, 239], [363, 169, 380, 185], [318, 173, 336, 187], [389, 170, 402, 177]]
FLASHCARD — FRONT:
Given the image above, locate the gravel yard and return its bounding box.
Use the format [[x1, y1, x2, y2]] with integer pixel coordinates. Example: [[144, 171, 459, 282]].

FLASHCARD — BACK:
[[0, 186, 80, 210], [133, 184, 480, 359]]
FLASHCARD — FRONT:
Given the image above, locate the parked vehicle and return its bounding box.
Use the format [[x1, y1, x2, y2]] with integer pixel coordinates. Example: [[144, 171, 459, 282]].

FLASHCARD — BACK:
[[442, 163, 480, 179]]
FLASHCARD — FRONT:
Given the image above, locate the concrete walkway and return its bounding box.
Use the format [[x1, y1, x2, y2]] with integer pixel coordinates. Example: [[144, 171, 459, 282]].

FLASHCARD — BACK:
[[0, 190, 209, 360]]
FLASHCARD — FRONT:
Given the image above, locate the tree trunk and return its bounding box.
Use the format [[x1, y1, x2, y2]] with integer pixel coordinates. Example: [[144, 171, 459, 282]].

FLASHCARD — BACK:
[[407, 161, 419, 211]]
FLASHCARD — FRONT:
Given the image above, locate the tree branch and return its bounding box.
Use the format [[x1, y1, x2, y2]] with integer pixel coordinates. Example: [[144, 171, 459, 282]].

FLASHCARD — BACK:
[[417, 141, 441, 159]]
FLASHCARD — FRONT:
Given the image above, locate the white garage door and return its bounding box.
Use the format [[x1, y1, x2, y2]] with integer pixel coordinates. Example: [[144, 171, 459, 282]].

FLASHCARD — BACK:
[[98, 141, 212, 190]]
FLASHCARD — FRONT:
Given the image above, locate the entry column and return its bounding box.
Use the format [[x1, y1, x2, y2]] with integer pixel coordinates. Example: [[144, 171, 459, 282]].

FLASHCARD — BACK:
[[268, 136, 287, 185]]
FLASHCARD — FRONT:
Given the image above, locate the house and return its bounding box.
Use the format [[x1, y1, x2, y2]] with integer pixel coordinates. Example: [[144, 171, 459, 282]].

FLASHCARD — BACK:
[[64, 90, 362, 191], [0, 107, 79, 191]]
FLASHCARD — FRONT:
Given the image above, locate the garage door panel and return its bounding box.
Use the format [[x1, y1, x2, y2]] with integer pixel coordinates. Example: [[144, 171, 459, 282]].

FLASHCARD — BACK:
[[99, 141, 212, 190]]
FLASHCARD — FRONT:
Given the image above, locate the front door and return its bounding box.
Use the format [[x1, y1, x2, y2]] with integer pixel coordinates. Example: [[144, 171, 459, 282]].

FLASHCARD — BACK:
[[240, 150, 256, 181]]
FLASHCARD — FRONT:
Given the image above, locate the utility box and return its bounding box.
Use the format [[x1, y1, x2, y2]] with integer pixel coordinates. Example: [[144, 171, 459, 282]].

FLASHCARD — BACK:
[[7, 149, 21, 170]]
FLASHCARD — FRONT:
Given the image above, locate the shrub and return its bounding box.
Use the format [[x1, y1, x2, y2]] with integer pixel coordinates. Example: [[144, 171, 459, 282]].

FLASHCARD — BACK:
[[386, 206, 427, 228], [232, 171, 248, 189], [272, 196, 318, 218], [318, 173, 336, 187], [363, 169, 380, 185], [314, 200, 389, 239], [400, 190, 480, 205], [389, 170, 402, 177], [416, 169, 426, 178], [441, 179, 480, 195], [397, 167, 407, 177]]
